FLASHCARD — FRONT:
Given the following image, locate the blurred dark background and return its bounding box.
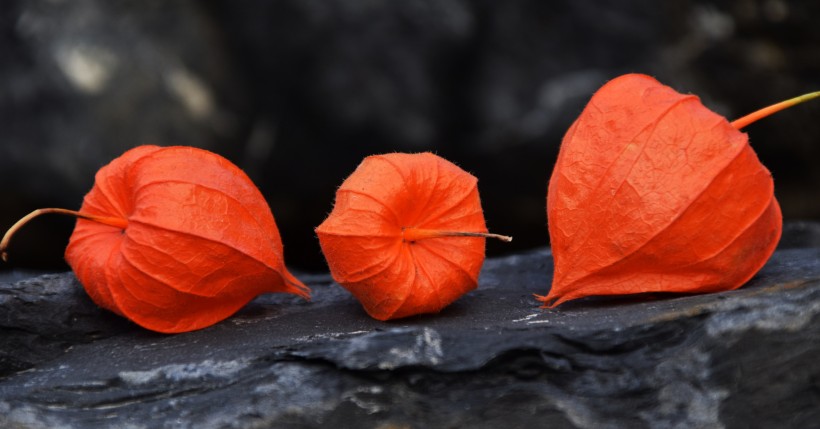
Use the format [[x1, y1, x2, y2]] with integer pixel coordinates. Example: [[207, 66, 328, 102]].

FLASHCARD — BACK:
[[1, 0, 818, 273]]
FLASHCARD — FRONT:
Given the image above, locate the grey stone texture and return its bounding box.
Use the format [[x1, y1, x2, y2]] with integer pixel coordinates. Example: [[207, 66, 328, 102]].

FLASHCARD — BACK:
[[0, 224, 818, 428]]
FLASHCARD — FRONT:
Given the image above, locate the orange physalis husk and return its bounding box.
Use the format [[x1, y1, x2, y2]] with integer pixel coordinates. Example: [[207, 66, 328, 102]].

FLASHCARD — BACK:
[[539, 73, 818, 307], [1, 145, 309, 333], [316, 152, 511, 321]]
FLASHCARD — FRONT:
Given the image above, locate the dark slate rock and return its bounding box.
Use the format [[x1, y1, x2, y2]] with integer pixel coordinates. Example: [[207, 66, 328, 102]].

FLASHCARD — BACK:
[[779, 220, 820, 249], [0, 274, 131, 378], [0, 229, 818, 428]]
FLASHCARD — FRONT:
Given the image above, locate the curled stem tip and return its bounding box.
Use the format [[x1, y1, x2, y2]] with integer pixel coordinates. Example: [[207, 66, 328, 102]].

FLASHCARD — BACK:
[[731, 91, 820, 130], [402, 227, 512, 243], [0, 208, 127, 262]]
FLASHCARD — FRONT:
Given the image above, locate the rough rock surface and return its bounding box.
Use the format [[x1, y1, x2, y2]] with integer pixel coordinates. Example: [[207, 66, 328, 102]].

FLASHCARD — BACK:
[[1, 226, 818, 428]]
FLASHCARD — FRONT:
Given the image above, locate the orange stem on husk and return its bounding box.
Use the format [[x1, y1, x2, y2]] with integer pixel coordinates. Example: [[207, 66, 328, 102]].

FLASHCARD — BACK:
[[0, 208, 127, 262], [402, 227, 512, 243], [732, 91, 820, 130]]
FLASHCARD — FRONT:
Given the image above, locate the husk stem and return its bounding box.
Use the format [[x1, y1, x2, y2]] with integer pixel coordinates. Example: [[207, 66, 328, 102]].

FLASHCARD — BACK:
[[0, 208, 127, 262], [732, 91, 820, 130], [402, 227, 512, 243]]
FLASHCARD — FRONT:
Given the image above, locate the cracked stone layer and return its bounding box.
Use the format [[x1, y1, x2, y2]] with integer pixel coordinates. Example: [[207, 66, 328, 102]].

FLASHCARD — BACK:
[[0, 227, 818, 428]]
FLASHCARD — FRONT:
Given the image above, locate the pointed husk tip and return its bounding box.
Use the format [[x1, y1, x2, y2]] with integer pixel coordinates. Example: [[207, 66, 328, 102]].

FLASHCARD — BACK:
[[283, 269, 311, 300], [535, 292, 565, 309]]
